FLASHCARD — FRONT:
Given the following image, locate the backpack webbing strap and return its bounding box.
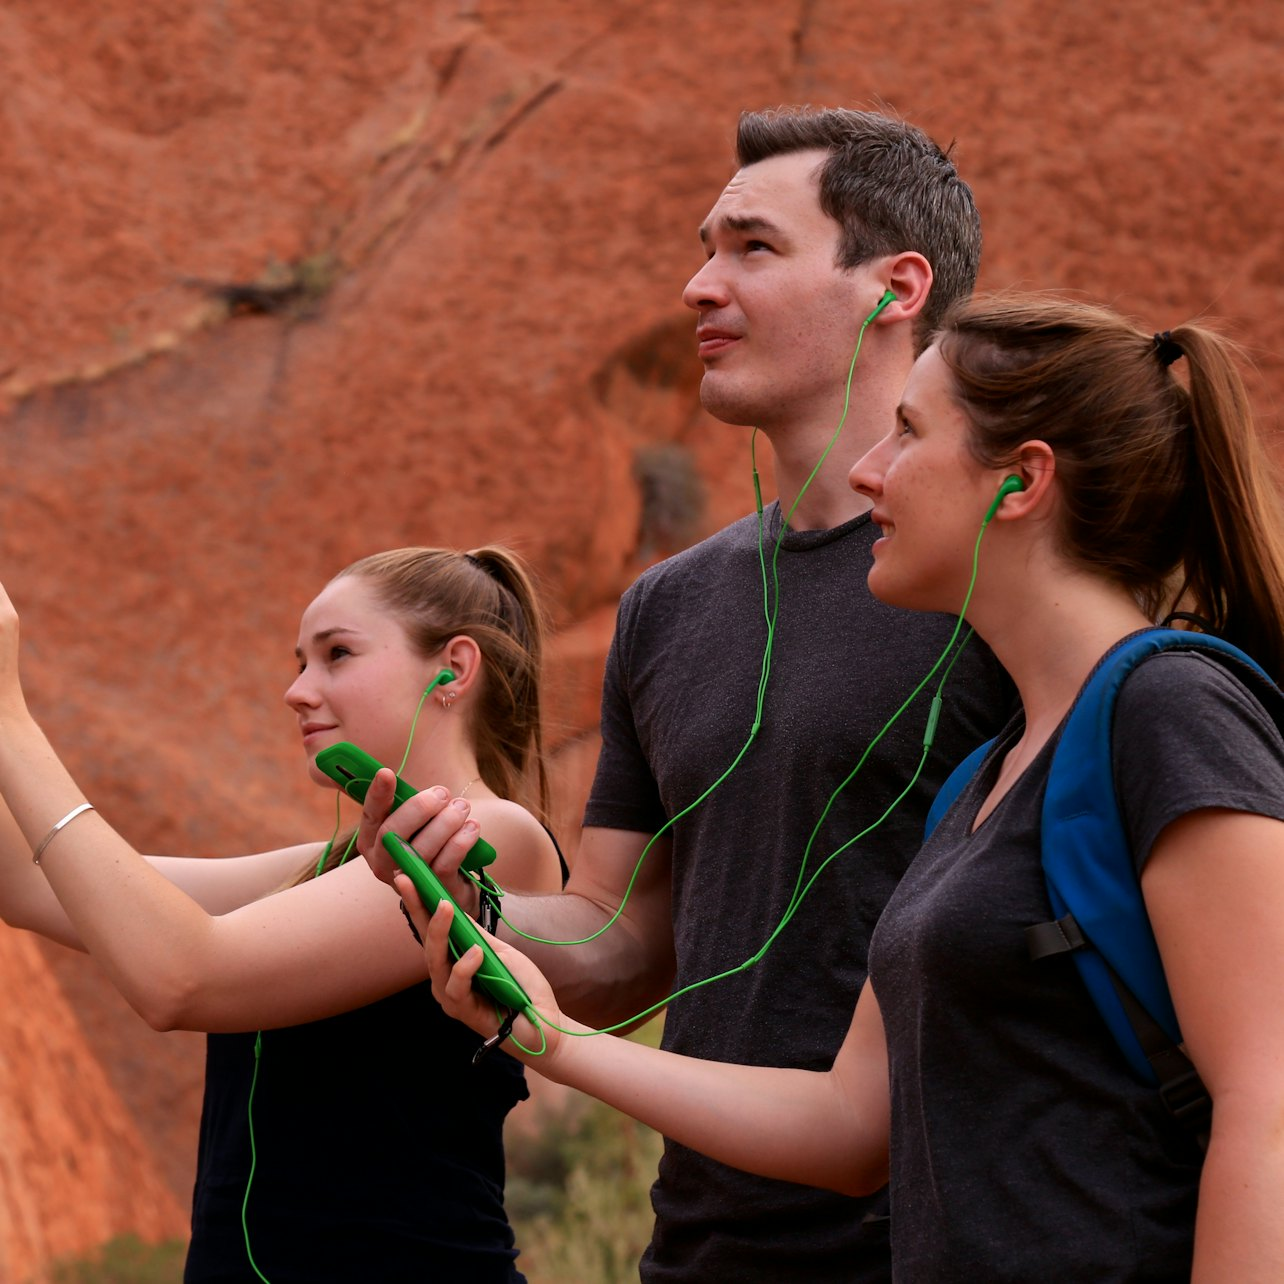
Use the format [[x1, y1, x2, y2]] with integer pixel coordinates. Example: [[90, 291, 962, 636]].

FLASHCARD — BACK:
[[1025, 911, 1211, 1146], [1024, 912, 1086, 960], [929, 628, 1279, 1148], [1110, 978, 1210, 1144]]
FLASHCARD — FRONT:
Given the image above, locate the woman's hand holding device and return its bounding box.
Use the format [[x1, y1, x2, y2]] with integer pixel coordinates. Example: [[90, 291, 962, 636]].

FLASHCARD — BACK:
[[399, 858, 570, 1066], [362, 774, 484, 915], [314, 742, 487, 915]]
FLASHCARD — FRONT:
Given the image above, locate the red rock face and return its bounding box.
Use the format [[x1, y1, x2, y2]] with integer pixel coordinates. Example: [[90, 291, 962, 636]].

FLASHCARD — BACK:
[[2, 0, 1281, 1273], [0, 933, 187, 1280]]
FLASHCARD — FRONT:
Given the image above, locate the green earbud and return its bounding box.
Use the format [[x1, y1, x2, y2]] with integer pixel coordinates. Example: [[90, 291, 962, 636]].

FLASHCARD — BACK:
[[424, 669, 456, 695], [984, 475, 1025, 523]]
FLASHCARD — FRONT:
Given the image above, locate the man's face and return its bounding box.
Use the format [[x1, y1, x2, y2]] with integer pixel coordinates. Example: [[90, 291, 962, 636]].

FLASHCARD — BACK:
[[682, 149, 883, 432]]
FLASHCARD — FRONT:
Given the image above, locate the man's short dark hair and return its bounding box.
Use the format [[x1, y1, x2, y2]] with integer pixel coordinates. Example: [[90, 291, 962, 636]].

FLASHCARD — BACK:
[[736, 106, 982, 339]]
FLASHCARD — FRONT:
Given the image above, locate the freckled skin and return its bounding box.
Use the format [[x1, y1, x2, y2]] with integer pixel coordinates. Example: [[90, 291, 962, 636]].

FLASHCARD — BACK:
[[850, 345, 996, 614]]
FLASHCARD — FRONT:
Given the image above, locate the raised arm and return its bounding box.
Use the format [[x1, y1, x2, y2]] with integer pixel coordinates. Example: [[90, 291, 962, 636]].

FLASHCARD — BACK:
[[414, 890, 891, 1196], [0, 778, 323, 951], [0, 703, 424, 1027], [0, 582, 551, 1032], [1143, 807, 1284, 1283]]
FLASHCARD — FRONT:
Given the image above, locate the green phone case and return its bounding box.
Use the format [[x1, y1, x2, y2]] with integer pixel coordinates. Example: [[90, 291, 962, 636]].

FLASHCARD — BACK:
[[314, 741, 497, 873], [382, 833, 532, 1015]]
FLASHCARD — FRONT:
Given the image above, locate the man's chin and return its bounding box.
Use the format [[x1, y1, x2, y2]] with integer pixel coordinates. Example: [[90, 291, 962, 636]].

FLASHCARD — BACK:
[[699, 375, 758, 429]]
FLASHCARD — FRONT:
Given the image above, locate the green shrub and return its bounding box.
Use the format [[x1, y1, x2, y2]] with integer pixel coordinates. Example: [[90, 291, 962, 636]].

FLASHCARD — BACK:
[[509, 1098, 663, 1284], [509, 1018, 665, 1284], [43, 1234, 185, 1284]]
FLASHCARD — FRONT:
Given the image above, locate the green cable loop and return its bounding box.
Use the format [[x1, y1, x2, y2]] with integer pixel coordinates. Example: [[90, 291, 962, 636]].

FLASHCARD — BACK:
[[507, 486, 1003, 1052], [312, 682, 437, 879], [499, 302, 886, 951]]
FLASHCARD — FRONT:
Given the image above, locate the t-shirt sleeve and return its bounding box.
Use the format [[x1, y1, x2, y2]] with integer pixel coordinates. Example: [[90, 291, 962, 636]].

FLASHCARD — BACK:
[[1112, 650, 1284, 873], [582, 586, 668, 834]]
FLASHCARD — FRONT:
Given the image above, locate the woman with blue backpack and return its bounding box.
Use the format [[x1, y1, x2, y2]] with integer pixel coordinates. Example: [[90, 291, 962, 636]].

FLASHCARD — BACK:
[[412, 293, 1284, 1282]]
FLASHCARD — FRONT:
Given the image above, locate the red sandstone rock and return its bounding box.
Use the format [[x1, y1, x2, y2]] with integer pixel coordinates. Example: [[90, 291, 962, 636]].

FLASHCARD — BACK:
[[1, 0, 1281, 1274], [0, 932, 185, 1281]]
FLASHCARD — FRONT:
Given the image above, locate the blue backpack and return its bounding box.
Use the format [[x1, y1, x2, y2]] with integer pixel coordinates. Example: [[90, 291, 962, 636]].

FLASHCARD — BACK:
[[925, 628, 1283, 1138]]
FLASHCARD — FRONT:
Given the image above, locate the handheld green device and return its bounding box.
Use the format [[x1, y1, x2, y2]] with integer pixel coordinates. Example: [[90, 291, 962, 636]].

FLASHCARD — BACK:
[[382, 832, 533, 1016], [314, 741, 497, 874]]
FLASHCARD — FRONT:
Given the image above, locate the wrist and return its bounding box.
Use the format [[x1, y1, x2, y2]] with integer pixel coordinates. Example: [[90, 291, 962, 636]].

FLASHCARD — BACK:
[[0, 701, 37, 738], [0, 710, 54, 786], [523, 1012, 588, 1083]]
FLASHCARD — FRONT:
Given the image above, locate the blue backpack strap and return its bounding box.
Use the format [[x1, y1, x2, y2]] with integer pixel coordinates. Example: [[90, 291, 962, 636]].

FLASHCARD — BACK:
[[1036, 628, 1276, 1115], [925, 738, 995, 840]]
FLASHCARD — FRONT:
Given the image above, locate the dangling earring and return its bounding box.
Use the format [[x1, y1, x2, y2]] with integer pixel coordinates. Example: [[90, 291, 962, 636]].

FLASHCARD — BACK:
[[439, 689, 458, 710]]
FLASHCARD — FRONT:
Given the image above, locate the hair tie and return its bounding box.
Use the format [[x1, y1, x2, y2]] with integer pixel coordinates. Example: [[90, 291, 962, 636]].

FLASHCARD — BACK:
[[1152, 331, 1183, 368], [464, 551, 527, 643]]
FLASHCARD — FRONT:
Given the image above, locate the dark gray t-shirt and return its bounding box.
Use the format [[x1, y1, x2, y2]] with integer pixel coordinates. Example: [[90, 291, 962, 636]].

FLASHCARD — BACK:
[[869, 650, 1284, 1282], [586, 505, 1013, 1283]]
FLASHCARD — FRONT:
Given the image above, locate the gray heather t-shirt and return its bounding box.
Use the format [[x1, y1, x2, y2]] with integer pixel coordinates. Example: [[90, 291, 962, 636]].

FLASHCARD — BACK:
[[869, 649, 1284, 1282], [586, 505, 1014, 1284]]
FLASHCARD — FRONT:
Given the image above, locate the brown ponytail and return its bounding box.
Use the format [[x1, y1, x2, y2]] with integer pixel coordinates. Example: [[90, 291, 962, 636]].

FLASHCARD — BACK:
[[935, 294, 1284, 677], [1164, 325, 1284, 674], [455, 545, 552, 823]]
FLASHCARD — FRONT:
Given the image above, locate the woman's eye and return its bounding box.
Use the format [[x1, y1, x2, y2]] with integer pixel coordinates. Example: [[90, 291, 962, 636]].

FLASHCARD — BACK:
[[327, 645, 352, 663]]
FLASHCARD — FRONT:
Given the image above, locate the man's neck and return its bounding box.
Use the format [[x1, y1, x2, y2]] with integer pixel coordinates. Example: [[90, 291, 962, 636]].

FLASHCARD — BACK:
[[747, 330, 912, 531], [761, 401, 895, 532], [766, 444, 871, 532]]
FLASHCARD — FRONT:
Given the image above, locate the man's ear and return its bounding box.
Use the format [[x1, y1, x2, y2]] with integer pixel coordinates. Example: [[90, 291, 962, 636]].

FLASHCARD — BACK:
[[869, 252, 933, 327]]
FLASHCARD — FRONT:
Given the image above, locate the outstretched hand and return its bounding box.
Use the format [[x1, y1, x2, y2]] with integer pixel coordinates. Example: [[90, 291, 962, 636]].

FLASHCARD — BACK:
[[397, 872, 568, 1068]]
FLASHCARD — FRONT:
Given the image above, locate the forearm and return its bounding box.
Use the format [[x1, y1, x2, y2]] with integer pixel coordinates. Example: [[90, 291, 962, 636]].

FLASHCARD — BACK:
[[0, 789, 85, 948], [0, 711, 219, 1024], [419, 889, 890, 1195], [1192, 1095, 1284, 1281], [533, 1025, 886, 1195]]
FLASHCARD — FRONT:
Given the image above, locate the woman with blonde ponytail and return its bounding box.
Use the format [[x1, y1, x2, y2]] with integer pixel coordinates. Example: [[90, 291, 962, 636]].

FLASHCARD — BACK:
[[418, 296, 1284, 1282], [0, 545, 562, 1282]]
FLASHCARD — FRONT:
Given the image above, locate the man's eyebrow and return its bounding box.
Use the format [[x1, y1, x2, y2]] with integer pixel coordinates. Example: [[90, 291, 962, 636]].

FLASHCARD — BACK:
[[294, 626, 358, 659], [698, 214, 787, 245]]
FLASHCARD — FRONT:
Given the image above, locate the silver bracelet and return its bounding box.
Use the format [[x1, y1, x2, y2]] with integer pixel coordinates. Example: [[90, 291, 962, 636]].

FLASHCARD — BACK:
[[32, 802, 96, 865]]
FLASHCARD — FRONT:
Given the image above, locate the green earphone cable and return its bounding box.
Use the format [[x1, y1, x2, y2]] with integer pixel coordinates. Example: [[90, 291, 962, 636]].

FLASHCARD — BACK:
[[768, 492, 1010, 928], [311, 681, 438, 879], [498, 293, 894, 950], [498, 481, 1005, 1049], [241, 1032, 272, 1283]]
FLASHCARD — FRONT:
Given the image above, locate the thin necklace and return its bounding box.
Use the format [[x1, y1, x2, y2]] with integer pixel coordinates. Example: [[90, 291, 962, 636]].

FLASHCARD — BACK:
[[459, 776, 481, 798]]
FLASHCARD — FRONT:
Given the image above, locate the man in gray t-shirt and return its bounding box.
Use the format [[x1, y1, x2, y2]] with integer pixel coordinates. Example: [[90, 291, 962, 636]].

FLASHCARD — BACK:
[[367, 107, 1010, 1282]]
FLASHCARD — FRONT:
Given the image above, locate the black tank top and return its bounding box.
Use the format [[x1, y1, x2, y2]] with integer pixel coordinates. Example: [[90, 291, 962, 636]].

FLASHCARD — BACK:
[[185, 980, 528, 1283]]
